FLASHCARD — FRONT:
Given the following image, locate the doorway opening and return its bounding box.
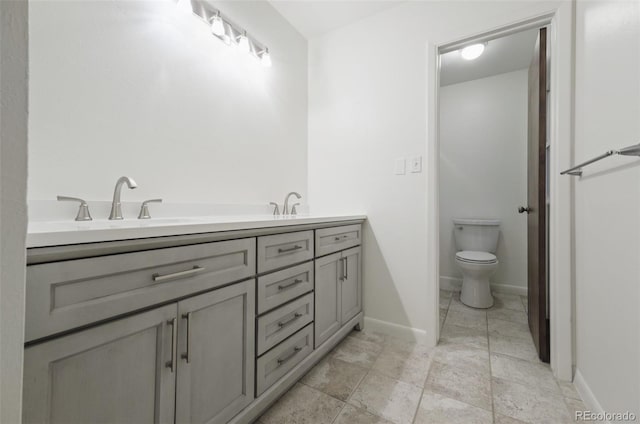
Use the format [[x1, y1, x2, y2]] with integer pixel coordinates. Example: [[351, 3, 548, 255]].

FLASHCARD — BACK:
[[437, 26, 550, 362]]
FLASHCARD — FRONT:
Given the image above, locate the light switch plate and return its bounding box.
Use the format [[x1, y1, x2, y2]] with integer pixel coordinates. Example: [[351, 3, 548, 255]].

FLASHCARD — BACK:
[[411, 156, 422, 173], [394, 158, 406, 175]]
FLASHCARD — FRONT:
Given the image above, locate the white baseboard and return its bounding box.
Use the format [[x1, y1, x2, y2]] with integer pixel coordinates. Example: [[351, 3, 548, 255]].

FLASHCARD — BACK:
[[573, 369, 608, 422], [439, 276, 528, 296], [364, 316, 428, 344]]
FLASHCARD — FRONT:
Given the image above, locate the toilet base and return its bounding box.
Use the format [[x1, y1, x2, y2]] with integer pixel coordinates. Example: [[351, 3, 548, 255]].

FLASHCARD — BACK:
[[460, 277, 494, 309]]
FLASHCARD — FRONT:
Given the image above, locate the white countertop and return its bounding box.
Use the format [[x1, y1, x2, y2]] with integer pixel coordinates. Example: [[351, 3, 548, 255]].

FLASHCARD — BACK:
[[27, 214, 367, 248]]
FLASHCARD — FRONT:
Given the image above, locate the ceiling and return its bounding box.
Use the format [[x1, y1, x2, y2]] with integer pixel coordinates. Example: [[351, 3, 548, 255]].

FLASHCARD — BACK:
[[268, 0, 405, 39], [440, 29, 539, 86]]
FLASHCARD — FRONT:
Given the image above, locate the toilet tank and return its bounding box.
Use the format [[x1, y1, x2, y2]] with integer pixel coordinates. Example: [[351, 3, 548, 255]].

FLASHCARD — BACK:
[[453, 218, 501, 253]]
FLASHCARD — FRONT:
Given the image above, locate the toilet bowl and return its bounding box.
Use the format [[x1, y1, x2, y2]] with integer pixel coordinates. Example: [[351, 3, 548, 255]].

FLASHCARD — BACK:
[[452, 218, 501, 309], [455, 251, 498, 308]]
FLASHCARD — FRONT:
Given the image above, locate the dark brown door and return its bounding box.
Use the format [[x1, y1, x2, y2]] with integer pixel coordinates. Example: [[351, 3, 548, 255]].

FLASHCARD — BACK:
[[525, 27, 550, 363]]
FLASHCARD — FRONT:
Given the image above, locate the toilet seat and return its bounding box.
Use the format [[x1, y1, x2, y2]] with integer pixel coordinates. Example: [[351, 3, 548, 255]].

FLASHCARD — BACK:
[[455, 250, 497, 264]]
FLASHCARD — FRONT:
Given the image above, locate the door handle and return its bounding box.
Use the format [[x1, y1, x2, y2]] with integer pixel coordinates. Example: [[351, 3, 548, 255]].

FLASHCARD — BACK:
[[518, 206, 532, 214], [344, 256, 348, 279]]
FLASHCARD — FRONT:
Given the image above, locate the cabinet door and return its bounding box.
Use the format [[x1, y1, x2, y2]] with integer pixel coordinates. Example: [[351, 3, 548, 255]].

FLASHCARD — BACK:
[[341, 247, 362, 324], [314, 252, 342, 348], [176, 280, 255, 424], [23, 304, 177, 424]]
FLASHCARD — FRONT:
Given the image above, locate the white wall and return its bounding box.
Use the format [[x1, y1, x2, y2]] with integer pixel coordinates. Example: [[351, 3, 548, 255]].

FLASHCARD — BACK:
[[573, 0, 639, 415], [0, 0, 28, 422], [28, 0, 307, 207], [439, 69, 528, 294], [308, 1, 562, 343]]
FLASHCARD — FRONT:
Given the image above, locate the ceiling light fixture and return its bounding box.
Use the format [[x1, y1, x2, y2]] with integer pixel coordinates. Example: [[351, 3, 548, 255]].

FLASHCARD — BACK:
[[460, 43, 486, 60]]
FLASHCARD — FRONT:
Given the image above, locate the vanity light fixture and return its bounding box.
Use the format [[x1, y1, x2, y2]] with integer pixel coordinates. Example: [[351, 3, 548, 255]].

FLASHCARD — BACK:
[[460, 43, 486, 60], [210, 11, 224, 36], [237, 31, 251, 53], [183, 1, 272, 67], [260, 48, 272, 68]]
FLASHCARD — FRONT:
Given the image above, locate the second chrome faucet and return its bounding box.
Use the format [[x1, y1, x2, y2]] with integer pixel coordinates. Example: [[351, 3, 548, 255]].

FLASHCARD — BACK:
[[109, 176, 138, 220], [271, 192, 302, 216]]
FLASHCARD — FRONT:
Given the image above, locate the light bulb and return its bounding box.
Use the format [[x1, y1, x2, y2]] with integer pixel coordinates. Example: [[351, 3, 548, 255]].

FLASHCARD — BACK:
[[237, 31, 250, 53], [261, 48, 272, 67], [211, 13, 224, 36], [176, 0, 192, 14], [460, 43, 485, 60]]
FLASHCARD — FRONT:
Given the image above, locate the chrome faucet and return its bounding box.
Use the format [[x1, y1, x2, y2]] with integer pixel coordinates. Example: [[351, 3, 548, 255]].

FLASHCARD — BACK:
[[109, 176, 137, 220], [283, 192, 301, 215]]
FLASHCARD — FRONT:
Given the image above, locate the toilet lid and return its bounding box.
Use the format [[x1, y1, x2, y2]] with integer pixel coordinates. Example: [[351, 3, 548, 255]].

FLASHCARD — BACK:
[[456, 251, 497, 264]]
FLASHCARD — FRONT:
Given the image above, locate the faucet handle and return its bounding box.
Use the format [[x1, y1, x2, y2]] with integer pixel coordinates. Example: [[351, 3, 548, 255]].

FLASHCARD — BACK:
[[269, 202, 280, 216], [138, 199, 163, 220], [291, 203, 300, 216], [57, 196, 92, 221]]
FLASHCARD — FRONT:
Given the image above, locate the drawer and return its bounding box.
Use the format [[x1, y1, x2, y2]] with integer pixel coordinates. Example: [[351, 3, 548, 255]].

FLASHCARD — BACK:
[[257, 261, 314, 315], [315, 224, 362, 257], [256, 324, 313, 396], [256, 292, 314, 356], [257, 231, 314, 273], [25, 238, 256, 342]]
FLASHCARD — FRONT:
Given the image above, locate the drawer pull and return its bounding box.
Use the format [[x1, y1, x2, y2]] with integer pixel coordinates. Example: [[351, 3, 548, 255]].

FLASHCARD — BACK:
[[277, 346, 303, 366], [278, 312, 303, 328], [278, 245, 303, 254], [152, 266, 205, 283], [334, 235, 349, 241], [278, 278, 303, 291]]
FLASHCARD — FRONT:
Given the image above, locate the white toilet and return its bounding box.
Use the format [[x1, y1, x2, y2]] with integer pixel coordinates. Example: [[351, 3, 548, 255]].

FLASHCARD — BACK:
[[453, 218, 501, 308]]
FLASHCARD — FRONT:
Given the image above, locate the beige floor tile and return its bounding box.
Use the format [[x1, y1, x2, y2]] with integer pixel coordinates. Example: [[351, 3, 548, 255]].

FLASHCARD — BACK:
[[439, 309, 448, 328], [557, 380, 582, 401], [300, 356, 367, 401], [425, 360, 492, 411], [520, 296, 528, 312], [493, 377, 572, 424], [444, 307, 487, 330], [331, 335, 383, 368], [493, 293, 526, 312], [333, 404, 394, 424], [489, 333, 539, 362], [349, 329, 387, 345], [440, 295, 451, 309], [348, 372, 422, 424], [490, 353, 560, 394], [494, 413, 530, 424], [259, 383, 344, 424], [488, 318, 531, 340], [488, 307, 528, 324], [414, 390, 493, 424], [432, 343, 490, 373], [440, 289, 454, 300], [372, 341, 432, 387], [564, 398, 588, 422], [440, 323, 488, 349]]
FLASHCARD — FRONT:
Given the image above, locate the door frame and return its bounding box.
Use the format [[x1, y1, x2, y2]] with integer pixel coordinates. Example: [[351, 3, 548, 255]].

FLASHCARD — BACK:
[[426, 3, 574, 381]]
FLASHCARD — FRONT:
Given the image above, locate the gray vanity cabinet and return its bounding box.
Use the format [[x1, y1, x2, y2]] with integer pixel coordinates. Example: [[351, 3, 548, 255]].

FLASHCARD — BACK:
[[22, 304, 177, 424], [175, 279, 255, 424], [314, 247, 362, 348]]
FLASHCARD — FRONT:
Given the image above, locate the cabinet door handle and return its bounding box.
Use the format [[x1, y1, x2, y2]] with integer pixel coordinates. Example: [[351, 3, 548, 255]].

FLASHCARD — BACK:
[[181, 312, 192, 364], [278, 312, 303, 329], [339, 258, 345, 281], [278, 245, 303, 254], [153, 266, 205, 283], [277, 346, 302, 366], [344, 257, 348, 279], [165, 318, 177, 372], [278, 278, 303, 291]]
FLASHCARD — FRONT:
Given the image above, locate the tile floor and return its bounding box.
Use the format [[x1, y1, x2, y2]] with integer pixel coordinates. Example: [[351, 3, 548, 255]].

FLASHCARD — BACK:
[[258, 289, 586, 424]]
